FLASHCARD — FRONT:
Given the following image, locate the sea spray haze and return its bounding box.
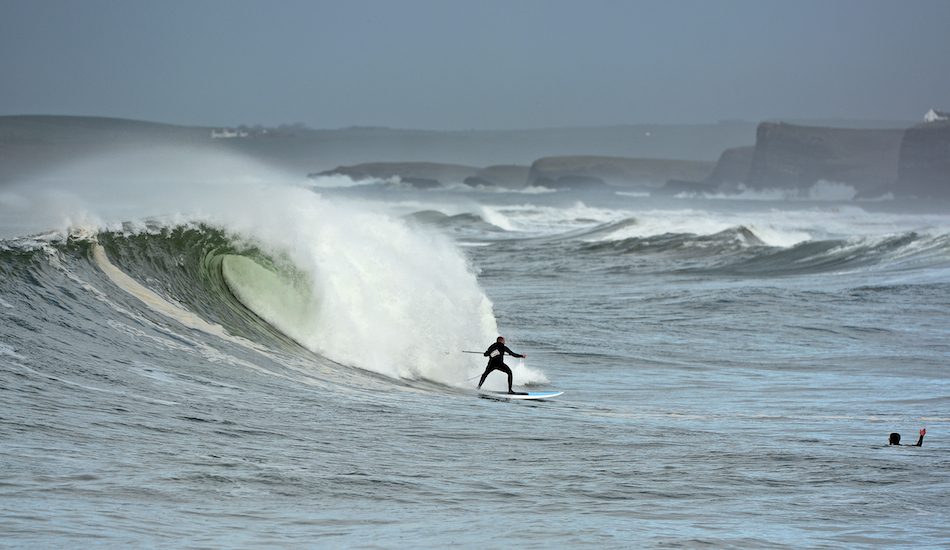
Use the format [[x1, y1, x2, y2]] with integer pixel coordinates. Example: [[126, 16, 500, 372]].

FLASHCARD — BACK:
[[2, 147, 499, 381], [2, 147, 950, 548]]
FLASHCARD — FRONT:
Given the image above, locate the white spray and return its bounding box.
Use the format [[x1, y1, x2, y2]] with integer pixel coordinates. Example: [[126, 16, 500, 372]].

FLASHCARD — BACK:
[[2, 146, 500, 385]]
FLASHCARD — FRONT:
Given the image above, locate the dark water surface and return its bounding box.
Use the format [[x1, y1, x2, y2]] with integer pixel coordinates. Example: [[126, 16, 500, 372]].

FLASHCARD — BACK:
[[2, 186, 948, 548]]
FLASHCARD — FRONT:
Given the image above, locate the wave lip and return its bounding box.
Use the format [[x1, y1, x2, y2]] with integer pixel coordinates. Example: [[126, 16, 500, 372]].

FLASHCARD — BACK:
[[89, 207, 499, 385]]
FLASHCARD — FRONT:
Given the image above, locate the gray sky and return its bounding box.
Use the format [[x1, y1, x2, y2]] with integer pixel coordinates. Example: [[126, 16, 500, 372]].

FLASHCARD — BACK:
[[2, 0, 948, 130]]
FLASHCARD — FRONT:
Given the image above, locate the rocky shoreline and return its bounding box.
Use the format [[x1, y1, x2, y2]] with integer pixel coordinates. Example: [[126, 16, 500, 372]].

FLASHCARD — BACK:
[[655, 120, 949, 200], [2, 115, 946, 200]]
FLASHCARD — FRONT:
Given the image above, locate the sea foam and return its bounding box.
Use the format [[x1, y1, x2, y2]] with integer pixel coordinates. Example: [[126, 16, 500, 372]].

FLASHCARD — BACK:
[[10, 146, 501, 384]]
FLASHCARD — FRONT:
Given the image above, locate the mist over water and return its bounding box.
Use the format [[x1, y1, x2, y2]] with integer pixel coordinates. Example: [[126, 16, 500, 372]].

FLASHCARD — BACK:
[[3, 147, 950, 548], [1, 146, 286, 236], [0, 148, 498, 382]]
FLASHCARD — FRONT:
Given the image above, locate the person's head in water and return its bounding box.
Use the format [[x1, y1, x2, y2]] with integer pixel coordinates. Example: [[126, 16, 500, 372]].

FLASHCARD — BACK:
[[889, 429, 925, 446]]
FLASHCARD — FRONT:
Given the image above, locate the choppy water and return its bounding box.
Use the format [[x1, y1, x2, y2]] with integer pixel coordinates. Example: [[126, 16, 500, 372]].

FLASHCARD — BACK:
[[1, 155, 949, 548]]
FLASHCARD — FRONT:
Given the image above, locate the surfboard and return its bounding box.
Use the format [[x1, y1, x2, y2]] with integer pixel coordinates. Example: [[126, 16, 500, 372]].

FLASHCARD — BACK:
[[478, 390, 563, 400]]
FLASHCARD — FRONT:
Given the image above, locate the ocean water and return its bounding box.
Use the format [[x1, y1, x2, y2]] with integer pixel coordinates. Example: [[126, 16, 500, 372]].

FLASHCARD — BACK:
[[1, 151, 949, 549]]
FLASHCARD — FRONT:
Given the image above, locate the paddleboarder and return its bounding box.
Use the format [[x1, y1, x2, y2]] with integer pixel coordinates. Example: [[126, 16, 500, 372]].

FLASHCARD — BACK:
[[477, 336, 525, 394]]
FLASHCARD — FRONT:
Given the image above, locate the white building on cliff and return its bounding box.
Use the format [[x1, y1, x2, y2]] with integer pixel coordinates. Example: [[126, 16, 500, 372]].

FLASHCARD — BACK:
[[924, 109, 948, 123], [211, 128, 250, 138]]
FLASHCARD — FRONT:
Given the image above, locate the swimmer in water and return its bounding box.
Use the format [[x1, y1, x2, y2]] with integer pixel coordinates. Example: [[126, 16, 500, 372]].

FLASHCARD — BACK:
[[889, 428, 925, 446]]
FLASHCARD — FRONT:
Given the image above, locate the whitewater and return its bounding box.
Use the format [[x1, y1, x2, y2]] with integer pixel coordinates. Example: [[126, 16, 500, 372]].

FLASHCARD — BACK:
[[2, 148, 949, 548]]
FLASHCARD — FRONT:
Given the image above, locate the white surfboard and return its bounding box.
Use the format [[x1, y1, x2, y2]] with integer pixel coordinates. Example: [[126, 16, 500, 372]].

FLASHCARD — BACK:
[[478, 390, 563, 400]]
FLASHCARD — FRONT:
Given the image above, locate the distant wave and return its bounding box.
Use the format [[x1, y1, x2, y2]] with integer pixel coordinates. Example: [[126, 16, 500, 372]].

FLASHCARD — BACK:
[[405, 199, 950, 279], [577, 229, 950, 277], [409, 207, 950, 277], [666, 181, 861, 202]]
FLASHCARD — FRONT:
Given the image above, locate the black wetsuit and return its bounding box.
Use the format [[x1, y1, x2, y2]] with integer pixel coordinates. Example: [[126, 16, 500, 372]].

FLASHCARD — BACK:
[[889, 432, 925, 446], [477, 342, 522, 392]]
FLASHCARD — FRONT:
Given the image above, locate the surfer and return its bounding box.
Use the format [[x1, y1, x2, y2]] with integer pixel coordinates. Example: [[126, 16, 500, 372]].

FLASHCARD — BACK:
[[889, 429, 926, 446], [477, 336, 525, 394]]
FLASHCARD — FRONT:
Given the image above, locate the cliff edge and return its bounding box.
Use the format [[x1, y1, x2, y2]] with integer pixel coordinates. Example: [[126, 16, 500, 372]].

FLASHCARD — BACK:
[[895, 121, 950, 199], [745, 122, 904, 191]]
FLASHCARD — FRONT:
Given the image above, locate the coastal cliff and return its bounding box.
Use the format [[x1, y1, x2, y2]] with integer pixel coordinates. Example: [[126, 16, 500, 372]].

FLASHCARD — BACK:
[[745, 123, 904, 191], [310, 162, 480, 187], [654, 146, 755, 196], [895, 121, 950, 199], [318, 156, 718, 190], [706, 146, 755, 188], [0, 116, 756, 183], [527, 156, 714, 189], [309, 162, 532, 189], [464, 165, 531, 188]]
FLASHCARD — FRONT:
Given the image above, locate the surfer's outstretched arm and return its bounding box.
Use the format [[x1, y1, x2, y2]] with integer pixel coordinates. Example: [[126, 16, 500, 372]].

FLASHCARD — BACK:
[[502, 345, 525, 358], [915, 428, 926, 447]]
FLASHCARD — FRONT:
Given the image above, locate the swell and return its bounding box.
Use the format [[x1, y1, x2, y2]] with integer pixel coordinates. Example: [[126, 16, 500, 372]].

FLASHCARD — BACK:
[[414, 202, 950, 278], [451, 216, 950, 278], [679, 231, 950, 277], [94, 223, 315, 353], [636, 232, 950, 277], [2, 216, 499, 385], [0, 225, 442, 406], [0, 224, 312, 355]]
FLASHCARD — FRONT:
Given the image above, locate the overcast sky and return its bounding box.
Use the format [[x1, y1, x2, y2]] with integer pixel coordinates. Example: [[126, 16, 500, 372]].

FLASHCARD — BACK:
[[2, 0, 948, 130]]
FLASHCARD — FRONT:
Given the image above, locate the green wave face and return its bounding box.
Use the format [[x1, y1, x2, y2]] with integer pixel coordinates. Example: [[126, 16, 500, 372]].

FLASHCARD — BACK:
[[92, 224, 310, 353], [88, 218, 498, 384], [220, 254, 320, 345]]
